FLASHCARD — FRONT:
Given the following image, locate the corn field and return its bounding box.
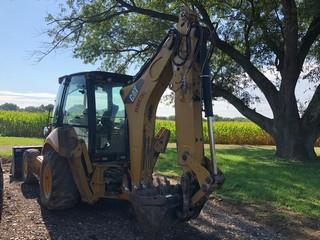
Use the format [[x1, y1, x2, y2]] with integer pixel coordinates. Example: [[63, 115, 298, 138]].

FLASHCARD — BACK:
[[156, 120, 274, 145], [155, 120, 320, 146], [0, 110, 48, 137], [0, 110, 319, 146]]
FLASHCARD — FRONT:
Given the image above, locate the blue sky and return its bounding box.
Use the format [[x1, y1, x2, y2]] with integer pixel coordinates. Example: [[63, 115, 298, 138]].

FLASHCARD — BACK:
[[0, 0, 244, 117], [0, 0, 98, 105], [0, 0, 314, 118]]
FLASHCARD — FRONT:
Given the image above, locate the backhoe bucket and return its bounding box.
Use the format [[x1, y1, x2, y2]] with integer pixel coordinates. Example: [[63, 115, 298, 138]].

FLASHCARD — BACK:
[[130, 186, 182, 232], [132, 194, 180, 231]]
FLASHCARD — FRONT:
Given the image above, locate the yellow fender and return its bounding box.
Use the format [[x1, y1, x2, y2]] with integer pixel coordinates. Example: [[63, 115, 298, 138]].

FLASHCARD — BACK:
[[42, 126, 96, 204]]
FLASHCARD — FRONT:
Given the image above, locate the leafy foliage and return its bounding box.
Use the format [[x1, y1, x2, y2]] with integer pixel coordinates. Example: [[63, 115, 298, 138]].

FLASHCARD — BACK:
[[43, 0, 320, 160], [44, 1, 320, 103], [0, 103, 54, 113], [0, 103, 19, 111], [45, 0, 181, 72]]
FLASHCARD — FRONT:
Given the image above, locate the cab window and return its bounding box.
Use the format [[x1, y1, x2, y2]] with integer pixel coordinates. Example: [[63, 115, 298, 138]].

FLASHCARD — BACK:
[[63, 76, 87, 126], [95, 82, 127, 157], [51, 81, 64, 126], [62, 75, 88, 146]]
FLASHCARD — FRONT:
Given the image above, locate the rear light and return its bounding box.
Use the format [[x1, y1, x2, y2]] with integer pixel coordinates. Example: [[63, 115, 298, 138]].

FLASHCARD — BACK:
[[95, 156, 108, 161]]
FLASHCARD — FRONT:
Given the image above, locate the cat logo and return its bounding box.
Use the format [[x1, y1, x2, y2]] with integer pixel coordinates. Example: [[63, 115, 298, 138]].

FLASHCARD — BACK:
[[124, 78, 144, 104]]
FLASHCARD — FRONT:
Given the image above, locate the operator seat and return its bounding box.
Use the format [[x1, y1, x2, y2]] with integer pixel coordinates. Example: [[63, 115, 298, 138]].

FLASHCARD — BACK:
[[97, 104, 119, 149]]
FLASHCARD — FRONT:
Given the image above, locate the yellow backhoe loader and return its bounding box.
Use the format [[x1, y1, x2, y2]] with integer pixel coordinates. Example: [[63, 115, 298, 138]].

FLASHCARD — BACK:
[[12, 8, 224, 231]]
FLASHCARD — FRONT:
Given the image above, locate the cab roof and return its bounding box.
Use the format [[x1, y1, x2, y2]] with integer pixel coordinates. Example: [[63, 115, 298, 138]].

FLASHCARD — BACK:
[[58, 71, 134, 85]]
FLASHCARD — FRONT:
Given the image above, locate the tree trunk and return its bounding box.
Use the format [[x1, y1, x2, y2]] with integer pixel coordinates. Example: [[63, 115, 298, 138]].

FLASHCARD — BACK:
[[273, 118, 318, 161], [271, 79, 319, 161]]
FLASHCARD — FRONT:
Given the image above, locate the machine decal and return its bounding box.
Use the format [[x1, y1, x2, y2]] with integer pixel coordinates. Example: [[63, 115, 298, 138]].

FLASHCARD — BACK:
[[124, 78, 144, 104], [134, 91, 146, 113]]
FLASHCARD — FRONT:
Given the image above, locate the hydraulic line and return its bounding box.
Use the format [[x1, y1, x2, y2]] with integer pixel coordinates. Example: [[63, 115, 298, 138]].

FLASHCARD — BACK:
[[199, 28, 218, 175]]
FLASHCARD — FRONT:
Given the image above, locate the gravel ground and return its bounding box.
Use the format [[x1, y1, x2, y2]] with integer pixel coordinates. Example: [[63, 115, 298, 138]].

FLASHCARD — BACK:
[[0, 163, 285, 240]]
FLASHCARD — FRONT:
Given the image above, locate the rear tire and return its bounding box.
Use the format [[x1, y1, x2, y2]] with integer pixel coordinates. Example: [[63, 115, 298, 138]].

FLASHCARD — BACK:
[[40, 149, 80, 210], [22, 149, 39, 184]]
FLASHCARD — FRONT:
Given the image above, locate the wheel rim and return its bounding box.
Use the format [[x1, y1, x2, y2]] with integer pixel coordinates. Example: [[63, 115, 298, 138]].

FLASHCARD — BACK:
[[23, 159, 28, 179], [42, 163, 52, 199]]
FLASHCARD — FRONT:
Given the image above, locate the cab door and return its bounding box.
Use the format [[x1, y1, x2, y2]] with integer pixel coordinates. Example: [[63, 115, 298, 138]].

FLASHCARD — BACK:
[[61, 75, 89, 148]]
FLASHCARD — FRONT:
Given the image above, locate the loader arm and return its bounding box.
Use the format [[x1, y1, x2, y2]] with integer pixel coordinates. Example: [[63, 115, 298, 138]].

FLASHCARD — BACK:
[[121, 7, 224, 225]]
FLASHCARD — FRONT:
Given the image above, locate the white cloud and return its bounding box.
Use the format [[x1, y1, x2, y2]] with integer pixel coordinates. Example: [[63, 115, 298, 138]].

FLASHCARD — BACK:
[[156, 89, 273, 118], [0, 91, 55, 107], [157, 100, 273, 118], [0, 90, 273, 119]]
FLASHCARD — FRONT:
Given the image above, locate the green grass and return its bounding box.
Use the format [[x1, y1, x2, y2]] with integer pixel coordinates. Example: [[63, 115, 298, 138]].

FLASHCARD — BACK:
[[155, 146, 320, 218], [0, 136, 43, 157], [0, 136, 43, 146], [0, 150, 12, 157], [1, 136, 318, 218]]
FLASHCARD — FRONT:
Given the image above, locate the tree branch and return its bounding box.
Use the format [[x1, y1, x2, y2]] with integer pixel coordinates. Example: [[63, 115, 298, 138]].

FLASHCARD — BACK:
[[247, 6, 284, 73], [116, 0, 178, 22], [193, 1, 279, 113], [213, 84, 274, 133], [281, 0, 299, 79], [243, 0, 255, 59], [298, 16, 320, 69], [37, 25, 83, 61], [302, 84, 320, 126]]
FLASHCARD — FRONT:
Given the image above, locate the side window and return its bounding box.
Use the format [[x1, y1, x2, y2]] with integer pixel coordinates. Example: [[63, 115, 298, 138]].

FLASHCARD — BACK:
[[51, 81, 64, 126], [95, 85, 109, 118], [112, 86, 125, 121], [62, 75, 88, 147], [63, 76, 87, 126]]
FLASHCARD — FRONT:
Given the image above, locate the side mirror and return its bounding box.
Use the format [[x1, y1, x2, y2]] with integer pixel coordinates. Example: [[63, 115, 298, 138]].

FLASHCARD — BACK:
[[44, 109, 53, 138], [43, 126, 50, 138]]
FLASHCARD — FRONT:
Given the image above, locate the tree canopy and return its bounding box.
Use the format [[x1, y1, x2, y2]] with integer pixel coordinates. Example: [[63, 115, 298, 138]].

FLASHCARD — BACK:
[[44, 0, 320, 160], [0, 103, 54, 112]]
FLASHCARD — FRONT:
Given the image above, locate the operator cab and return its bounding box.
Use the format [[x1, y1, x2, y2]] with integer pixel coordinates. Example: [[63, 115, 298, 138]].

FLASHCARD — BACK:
[[51, 71, 133, 162]]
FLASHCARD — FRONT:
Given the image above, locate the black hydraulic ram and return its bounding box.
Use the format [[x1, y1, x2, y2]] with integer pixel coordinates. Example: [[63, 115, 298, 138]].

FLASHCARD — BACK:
[[199, 27, 218, 176]]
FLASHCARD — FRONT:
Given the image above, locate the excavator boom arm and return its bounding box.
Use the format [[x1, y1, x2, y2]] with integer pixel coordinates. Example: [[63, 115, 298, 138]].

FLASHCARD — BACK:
[[121, 7, 224, 226]]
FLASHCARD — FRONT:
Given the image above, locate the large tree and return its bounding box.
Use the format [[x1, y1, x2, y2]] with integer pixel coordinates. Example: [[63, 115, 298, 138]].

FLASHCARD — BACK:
[[45, 0, 320, 161], [0, 103, 19, 111]]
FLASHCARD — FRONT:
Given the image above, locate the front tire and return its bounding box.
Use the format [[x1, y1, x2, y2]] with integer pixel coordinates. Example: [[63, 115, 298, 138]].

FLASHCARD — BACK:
[[40, 149, 79, 210]]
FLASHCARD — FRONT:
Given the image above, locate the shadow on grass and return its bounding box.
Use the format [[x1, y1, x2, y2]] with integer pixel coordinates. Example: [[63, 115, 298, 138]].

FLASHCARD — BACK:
[[155, 147, 320, 218], [217, 147, 320, 216]]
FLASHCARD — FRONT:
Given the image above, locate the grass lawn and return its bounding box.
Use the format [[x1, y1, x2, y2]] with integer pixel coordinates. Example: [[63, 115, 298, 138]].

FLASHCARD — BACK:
[[0, 136, 319, 218], [155, 146, 320, 218], [0, 136, 44, 146], [0, 136, 43, 157]]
